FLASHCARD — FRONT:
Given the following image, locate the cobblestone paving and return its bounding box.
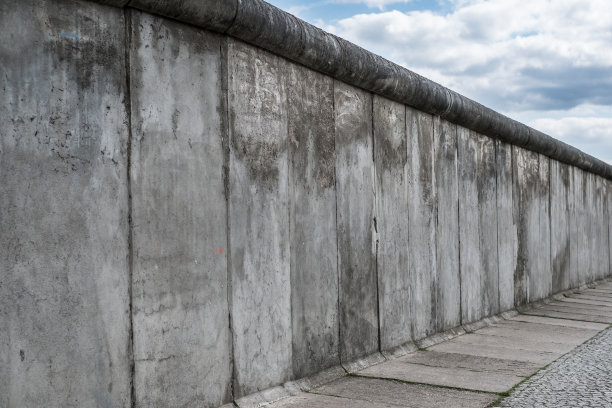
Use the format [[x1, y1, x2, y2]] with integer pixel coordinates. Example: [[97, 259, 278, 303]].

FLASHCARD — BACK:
[[499, 326, 612, 407]]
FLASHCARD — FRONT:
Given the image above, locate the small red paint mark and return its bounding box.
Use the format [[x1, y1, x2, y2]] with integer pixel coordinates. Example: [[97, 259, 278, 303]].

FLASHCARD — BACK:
[[216, 248, 225, 253]]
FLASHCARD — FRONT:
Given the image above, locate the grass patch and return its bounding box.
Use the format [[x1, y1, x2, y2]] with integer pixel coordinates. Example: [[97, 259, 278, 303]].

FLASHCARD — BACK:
[[487, 366, 548, 407]]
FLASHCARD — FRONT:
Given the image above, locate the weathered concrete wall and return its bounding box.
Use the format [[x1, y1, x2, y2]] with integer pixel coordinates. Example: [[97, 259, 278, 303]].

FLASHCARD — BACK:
[[433, 117, 461, 332], [287, 56, 339, 380], [458, 128, 499, 323], [0, 1, 131, 407], [407, 108, 438, 339], [596, 176, 610, 280], [129, 12, 232, 407], [513, 148, 552, 304], [374, 96, 411, 351], [228, 39, 292, 396], [551, 161, 572, 293], [3, 1, 612, 407], [334, 81, 379, 362], [496, 140, 517, 312]]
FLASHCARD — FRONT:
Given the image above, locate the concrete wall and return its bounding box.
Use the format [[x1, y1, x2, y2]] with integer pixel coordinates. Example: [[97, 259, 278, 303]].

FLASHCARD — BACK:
[[2, 1, 612, 407], [0, 1, 131, 407], [129, 12, 232, 407]]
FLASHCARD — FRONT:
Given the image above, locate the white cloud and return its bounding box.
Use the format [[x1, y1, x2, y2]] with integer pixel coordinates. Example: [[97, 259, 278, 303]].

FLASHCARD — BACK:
[[321, 0, 612, 161], [282, 0, 417, 16], [333, 0, 415, 11], [532, 117, 612, 142], [524, 104, 612, 163], [326, 0, 612, 111]]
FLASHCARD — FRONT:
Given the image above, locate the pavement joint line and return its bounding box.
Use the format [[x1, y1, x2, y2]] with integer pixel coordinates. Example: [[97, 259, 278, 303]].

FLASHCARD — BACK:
[[304, 388, 404, 407], [519, 310, 612, 323], [458, 331, 586, 346], [346, 373, 502, 396], [527, 305, 612, 317], [305, 387, 414, 408], [534, 307, 612, 318]]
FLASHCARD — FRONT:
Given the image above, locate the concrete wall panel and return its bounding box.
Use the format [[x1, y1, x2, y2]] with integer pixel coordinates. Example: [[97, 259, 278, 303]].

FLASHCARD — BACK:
[[228, 40, 292, 396], [550, 160, 572, 293], [596, 176, 610, 280], [568, 166, 578, 288], [129, 13, 232, 407], [496, 141, 516, 311], [591, 176, 599, 280], [458, 128, 499, 323], [607, 180, 612, 279], [587, 173, 599, 282], [373, 96, 411, 350], [287, 63, 339, 377], [433, 117, 461, 330], [407, 107, 437, 339], [571, 168, 588, 287], [592, 176, 601, 280], [0, 1, 131, 406], [583, 172, 595, 284], [535, 155, 552, 299], [334, 81, 378, 362], [513, 147, 551, 304]]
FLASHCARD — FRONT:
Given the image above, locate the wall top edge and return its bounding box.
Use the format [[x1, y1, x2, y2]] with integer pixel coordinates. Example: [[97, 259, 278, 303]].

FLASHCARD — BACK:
[[92, 0, 612, 180]]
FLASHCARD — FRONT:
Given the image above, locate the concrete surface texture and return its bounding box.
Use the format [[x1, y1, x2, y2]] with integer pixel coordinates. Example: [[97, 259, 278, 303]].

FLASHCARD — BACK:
[[129, 12, 232, 407], [2, 0, 612, 407], [0, 1, 131, 407]]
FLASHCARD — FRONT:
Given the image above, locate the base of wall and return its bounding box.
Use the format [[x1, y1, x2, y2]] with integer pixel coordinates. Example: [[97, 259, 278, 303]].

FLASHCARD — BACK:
[[230, 276, 612, 408]]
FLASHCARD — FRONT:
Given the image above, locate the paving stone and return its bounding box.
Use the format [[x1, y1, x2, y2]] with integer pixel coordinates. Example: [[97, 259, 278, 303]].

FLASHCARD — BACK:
[[474, 321, 599, 344], [428, 340, 559, 365], [269, 393, 397, 407], [524, 309, 612, 324], [398, 350, 540, 377], [557, 296, 612, 307], [357, 358, 523, 392], [312, 376, 496, 407], [451, 333, 574, 354], [583, 289, 612, 296], [535, 304, 612, 318], [567, 294, 612, 304], [548, 300, 612, 313], [508, 314, 609, 330]]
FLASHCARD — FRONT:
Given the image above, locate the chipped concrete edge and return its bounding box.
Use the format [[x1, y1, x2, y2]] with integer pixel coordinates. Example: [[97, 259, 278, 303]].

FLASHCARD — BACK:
[[89, 0, 612, 180]]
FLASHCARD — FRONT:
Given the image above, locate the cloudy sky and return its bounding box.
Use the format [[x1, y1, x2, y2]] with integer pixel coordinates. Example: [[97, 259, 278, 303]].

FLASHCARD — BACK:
[[267, 0, 612, 163]]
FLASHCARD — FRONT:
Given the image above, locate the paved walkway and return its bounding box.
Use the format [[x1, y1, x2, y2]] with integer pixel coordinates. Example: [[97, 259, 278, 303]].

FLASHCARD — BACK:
[[262, 280, 612, 408], [500, 305, 612, 406]]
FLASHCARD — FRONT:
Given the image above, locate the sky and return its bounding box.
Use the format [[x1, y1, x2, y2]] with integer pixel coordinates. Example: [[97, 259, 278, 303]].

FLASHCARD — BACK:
[[267, 0, 612, 163]]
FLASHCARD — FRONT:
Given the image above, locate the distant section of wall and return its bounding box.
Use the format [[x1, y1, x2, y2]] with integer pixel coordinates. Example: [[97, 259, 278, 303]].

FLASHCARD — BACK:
[[2, 1, 612, 408]]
